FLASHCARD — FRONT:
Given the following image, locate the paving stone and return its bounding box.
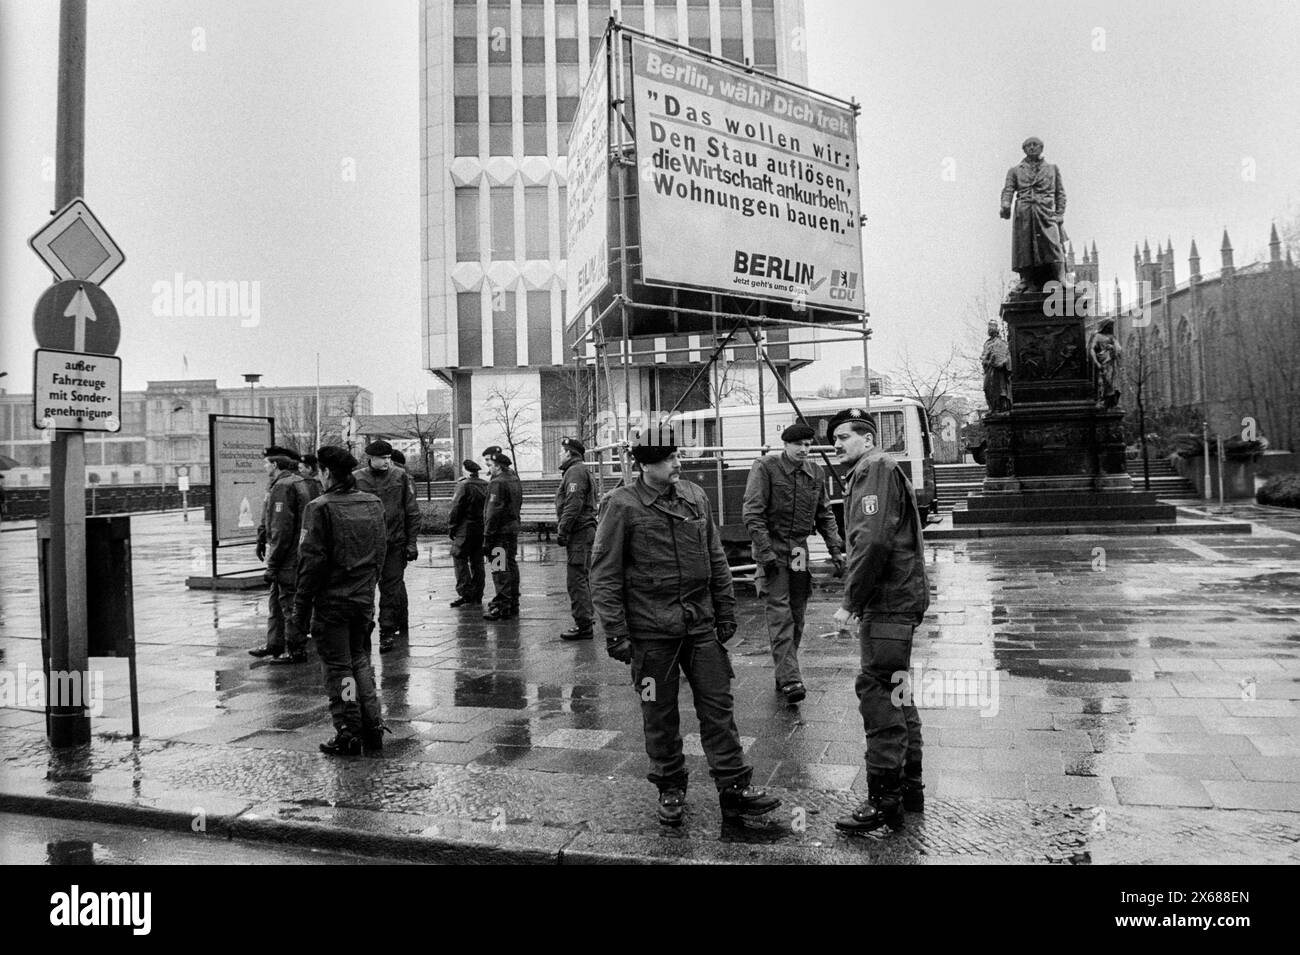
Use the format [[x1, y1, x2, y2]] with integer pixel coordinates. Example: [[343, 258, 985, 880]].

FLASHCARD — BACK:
[[1113, 776, 1213, 808], [1202, 781, 1300, 812]]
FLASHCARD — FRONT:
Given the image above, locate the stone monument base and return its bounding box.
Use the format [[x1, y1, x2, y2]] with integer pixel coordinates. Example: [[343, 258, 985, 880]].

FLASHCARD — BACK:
[[952, 489, 1175, 525]]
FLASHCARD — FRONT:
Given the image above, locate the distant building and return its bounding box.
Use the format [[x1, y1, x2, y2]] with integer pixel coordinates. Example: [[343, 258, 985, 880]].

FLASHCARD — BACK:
[[838, 366, 891, 397], [0, 380, 372, 487], [1114, 226, 1299, 450]]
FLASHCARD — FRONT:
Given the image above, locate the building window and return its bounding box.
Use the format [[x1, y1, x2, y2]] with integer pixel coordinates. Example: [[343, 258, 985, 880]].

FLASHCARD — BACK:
[[454, 95, 479, 157], [654, 0, 678, 43], [456, 187, 480, 261], [557, 97, 578, 154], [719, 0, 743, 61], [589, 2, 610, 60], [525, 187, 549, 259], [558, 186, 568, 257], [492, 291, 519, 365], [752, 0, 778, 71], [556, 0, 579, 63], [687, 0, 710, 52], [490, 187, 515, 260], [457, 293, 483, 367], [527, 291, 553, 365], [619, 0, 644, 31], [488, 94, 512, 155], [487, 0, 511, 63], [523, 95, 547, 155]]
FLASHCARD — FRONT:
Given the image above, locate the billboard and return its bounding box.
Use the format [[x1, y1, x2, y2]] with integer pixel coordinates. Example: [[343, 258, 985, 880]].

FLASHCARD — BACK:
[[630, 36, 863, 313], [209, 415, 273, 545], [564, 34, 611, 325]]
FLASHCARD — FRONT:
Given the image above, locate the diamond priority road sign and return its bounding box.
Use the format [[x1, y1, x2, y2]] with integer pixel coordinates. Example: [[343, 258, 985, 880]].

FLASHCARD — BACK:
[[28, 197, 125, 285]]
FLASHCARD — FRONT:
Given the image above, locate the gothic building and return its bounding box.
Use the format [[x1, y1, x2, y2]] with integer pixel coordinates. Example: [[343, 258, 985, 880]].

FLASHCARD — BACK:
[[1113, 225, 1299, 451]]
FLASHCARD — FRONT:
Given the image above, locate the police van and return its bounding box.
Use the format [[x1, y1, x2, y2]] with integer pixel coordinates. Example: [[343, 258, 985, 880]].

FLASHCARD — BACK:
[[663, 395, 938, 564]]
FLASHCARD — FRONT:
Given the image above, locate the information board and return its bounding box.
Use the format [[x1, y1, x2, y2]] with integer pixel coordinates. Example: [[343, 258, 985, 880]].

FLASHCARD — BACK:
[[210, 415, 274, 545], [630, 36, 864, 312], [564, 33, 611, 324]]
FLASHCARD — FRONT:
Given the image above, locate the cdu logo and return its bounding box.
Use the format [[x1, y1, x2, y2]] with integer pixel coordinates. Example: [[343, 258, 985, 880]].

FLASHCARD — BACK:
[[829, 269, 859, 302]]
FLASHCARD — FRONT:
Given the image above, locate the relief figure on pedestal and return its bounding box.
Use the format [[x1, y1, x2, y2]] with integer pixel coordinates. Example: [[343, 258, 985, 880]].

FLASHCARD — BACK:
[[982, 320, 1012, 413], [1088, 318, 1123, 410]]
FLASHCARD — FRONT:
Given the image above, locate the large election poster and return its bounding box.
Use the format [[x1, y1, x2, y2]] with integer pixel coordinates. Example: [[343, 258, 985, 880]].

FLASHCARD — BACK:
[[630, 36, 864, 313], [210, 415, 273, 545], [564, 34, 610, 326]]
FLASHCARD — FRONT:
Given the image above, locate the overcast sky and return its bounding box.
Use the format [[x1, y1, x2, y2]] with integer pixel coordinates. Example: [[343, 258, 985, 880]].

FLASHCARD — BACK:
[[2, 1, 1297, 411]]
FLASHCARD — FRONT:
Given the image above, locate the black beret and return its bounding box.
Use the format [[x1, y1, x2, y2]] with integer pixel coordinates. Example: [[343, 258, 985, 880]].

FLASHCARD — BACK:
[[630, 444, 676, 464], [825, 408, 877, 443], [781, 423, 816, 442], [492, 452, 513, 468], [390, 450, 406, 465], [561, 436, 586, 455], [462, 459, 480, 473], [364, 439, 393, 456], [482, 445, 502, 458], [301, 454, 318, 468], [264, 445, 299, 461], [317, 445, 358, 476]]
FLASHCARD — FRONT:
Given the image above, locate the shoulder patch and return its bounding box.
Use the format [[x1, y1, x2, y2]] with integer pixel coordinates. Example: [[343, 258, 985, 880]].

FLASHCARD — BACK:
[[567, 483, 577, 494], [861, 495, 878, 516]]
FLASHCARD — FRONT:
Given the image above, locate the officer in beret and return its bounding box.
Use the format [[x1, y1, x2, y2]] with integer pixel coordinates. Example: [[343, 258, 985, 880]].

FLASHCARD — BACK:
[[483, 452, 523, 620], [250, 446, 311, 662], [294, 446, 388, 756], [255, 446, 300, 563], [353, 439, 421, 653], [481, 445, 502, 474], [447, 459, 488, 607], [826, 408, 930, 833], [742, 421, 845, 704], [589, 433, 781, 827], [387, 449, 419, 635], [555, 437, 598, 640]]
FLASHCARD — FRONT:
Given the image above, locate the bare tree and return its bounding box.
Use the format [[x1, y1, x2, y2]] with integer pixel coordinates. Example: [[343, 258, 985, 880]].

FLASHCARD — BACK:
[[888, 342, 975, 422], [814, 383, 843, 399], [710, 357, 760, 406], [396, 393, 451, 493], [485, 383, 540, 463]]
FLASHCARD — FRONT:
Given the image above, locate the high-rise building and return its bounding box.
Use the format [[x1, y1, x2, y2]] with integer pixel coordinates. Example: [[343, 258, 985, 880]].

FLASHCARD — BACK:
[[421, 0, 810, 474]]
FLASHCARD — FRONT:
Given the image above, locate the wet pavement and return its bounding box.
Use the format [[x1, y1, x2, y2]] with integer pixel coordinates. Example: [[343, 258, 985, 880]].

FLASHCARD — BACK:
[[2, 511, 1299, 863]]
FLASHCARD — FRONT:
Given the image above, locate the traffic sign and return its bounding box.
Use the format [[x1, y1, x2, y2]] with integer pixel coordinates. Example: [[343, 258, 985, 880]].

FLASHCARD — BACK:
[[29, 198, 125, 285], [34, 281, 120, 355], [32, 349, 122, 432]]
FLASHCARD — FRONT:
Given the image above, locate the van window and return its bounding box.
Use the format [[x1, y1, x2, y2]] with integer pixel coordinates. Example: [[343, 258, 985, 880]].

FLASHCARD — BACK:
[[875, 410, 906, 453]]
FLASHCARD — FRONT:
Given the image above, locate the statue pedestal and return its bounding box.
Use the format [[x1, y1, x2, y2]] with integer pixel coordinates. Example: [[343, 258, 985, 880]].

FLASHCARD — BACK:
[[955, 290, 1174, 526]]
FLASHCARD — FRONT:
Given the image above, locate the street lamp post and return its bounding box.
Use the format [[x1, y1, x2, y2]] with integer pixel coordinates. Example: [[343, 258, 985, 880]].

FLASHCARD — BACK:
[[242, 373, 262, 417]]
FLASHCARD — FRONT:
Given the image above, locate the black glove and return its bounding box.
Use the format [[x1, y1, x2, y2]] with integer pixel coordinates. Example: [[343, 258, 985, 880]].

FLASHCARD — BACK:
[[762, 560, 780, 581], [831, 553, 846, 578], [716, 622, 738, 649], [605, 636, 632, 664], [557, 534, 568, 547], [255, 540, 267, 562], [405, 545, 419, 562]]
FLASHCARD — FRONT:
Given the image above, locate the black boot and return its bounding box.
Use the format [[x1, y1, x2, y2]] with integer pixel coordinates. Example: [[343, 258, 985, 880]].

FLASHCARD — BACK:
[[362, 724, 390, 753], [719, 784, 781, 822], [902, 760, 924, 812], [319, 732, 362, 757], [378, 630, 397, 653], [835, 769, 905, 833], [561, 625, 593, 641], [657, 788, 687, 827]]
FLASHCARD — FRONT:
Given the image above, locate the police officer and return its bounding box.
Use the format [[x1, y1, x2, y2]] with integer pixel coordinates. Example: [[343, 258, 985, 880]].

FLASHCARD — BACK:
[[826, 409, 930, 833], [299, 454, 324, 501], [481, 445, 502, 473], [294, 446, 388, 756], [447, 459, 488, 607], [353, 439, 421, 653], [590, 436, 781, 827], [388, 450, 419, 637], [255, 445, 298, 564], [483, 452, 523, 620], [742, 422, 845, 704], [556, 436, 597, 640], [250, 446, 311, 662]]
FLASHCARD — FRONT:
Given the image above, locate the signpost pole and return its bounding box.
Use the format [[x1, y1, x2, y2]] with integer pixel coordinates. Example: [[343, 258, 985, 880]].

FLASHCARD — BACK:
[[48, 0, 90, 747]]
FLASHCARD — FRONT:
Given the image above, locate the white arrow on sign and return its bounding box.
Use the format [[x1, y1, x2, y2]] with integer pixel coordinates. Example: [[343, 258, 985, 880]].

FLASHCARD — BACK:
[[63, 284, 98, 352]]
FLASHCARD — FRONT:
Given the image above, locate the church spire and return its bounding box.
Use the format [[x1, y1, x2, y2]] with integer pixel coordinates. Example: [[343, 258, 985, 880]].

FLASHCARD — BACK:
[[1270, 222, 1283, 269], [1221, 230, 1234, 274]]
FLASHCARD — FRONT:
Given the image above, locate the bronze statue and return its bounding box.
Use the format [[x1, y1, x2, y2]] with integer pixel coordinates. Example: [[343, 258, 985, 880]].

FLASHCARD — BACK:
[[1000, 137, 1067, 293], [1087, 318, 1122, 410], [982, 320, 1012, 413]]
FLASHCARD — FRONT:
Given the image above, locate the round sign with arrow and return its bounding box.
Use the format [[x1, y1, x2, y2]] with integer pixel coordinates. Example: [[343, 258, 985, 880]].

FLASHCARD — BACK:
[[33, 280, 120, 355]]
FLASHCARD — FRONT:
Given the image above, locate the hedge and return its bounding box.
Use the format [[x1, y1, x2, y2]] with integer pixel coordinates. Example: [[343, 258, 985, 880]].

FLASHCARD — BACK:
[[1257, 473, 1300, 509]]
